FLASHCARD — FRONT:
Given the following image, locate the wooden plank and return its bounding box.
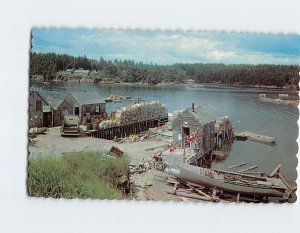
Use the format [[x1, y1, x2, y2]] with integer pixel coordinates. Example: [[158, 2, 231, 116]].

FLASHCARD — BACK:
[[228, 162, 247, 169], [269, 164, 282, 177], [214, 169, 267, 181], [184, 180, 205, 189], [239, 165, 258, 173], [237, 193, 240, 202], [278, 173, 292, 190], [186, 183, 211, 198], [242, 171, 263, 175], [173, 183, 178, 194], [167, 191, 213, 202]]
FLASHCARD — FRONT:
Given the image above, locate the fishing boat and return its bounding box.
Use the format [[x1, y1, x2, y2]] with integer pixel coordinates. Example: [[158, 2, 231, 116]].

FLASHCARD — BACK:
[[162, 158, 295, 199], [244, 131, 275, 144]]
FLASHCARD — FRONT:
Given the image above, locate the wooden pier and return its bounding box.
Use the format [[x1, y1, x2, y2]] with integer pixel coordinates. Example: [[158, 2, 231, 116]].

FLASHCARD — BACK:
[[89, 118, 168, 140]]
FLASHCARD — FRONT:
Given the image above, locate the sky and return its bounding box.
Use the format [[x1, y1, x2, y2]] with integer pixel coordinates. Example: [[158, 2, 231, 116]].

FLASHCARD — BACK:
[[32, 28, 300, 65]]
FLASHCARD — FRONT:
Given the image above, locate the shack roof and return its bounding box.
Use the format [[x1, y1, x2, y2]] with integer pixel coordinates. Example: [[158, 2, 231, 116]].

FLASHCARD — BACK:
[[30, 88, 64, 110], [45, 98, 63, 110], [30, 89, 53, 108], [71, 91, 106, 105], [185, 106, 215, 125]]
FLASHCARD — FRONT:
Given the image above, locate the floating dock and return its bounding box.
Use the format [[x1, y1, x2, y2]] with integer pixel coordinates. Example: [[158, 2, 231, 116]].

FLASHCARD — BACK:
[[235, 131, 275, 145]]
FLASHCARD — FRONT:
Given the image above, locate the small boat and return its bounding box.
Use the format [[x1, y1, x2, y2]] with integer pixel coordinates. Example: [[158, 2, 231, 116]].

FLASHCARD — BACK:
[[243, 131, 275, 144], [235, 131, 275, 144], [162, 158, 295, 199]]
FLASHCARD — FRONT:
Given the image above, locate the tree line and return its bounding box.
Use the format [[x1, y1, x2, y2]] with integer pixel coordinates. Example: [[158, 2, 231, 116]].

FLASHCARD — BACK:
[[30, 52, 299, 88]]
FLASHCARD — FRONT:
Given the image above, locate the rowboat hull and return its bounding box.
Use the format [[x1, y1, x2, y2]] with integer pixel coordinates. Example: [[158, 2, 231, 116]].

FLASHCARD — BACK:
[[163, 158, 292, 199]]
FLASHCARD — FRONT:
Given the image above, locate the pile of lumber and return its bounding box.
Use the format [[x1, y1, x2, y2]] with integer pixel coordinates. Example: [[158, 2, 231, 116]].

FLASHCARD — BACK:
[[163, 177, 220, 202]]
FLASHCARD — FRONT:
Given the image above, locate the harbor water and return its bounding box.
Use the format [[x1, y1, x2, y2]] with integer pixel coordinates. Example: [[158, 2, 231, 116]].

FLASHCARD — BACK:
[[32, 82, 299, 184]]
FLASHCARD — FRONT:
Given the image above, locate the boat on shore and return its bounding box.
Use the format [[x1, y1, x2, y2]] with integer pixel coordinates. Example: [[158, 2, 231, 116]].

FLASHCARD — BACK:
[[162, 158, 295, 199]]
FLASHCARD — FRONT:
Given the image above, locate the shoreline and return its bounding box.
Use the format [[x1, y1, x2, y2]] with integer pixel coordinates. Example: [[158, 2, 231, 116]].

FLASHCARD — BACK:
[[35, 79, 299, 91]]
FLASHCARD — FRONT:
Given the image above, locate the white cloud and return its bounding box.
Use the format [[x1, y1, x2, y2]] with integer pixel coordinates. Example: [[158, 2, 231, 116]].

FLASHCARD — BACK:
[[209, 50, 237, 61], [33, 29, 300, 65]]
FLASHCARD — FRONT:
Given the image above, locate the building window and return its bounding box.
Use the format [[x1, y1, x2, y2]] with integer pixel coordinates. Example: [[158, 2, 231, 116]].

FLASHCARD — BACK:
[[96, 105, 100, 114], [36, 100, 42, 111]]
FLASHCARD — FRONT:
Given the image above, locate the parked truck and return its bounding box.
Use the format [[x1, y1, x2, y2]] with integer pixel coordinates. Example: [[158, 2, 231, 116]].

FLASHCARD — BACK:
[[61, 115, 80, 136]]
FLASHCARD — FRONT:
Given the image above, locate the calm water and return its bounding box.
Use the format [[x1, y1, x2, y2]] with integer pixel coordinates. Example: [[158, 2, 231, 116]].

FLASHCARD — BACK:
[[33, 82, 299, 183]]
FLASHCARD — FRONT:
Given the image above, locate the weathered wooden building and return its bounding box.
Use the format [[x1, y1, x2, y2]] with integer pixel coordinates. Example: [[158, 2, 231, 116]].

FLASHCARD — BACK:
[[45, 98, 63, 127], [58, 92, 106, 121], [172, 104, 216, 154], [29, 90, 55, 128], [73, 69, 90, 77], [186, 79, 195, 86]]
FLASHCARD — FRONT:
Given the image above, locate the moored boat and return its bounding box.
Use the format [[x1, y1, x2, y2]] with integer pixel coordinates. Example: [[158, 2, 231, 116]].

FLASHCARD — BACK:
[[235, 131, 275, 144], [244, 131, 275, 144]]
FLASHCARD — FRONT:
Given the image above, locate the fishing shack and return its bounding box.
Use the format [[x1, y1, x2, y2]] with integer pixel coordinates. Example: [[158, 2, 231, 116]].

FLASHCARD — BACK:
[[58, 91, 106, 124], [29, 90, 55, 128], [44, 97, 64, 127], [172, 104, 216, 163]]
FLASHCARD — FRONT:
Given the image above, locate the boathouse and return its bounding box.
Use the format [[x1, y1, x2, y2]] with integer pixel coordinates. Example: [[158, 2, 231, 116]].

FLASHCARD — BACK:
[[186, 79, 195, 86], [73, 69, 90, 77], [29, 90, 55, 128], [172, 104, 216, 154], [58, 91, 106, 122]]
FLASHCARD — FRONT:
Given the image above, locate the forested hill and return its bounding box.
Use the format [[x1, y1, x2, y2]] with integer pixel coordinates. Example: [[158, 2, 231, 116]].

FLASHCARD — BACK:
[[30, 52, 300, 89]]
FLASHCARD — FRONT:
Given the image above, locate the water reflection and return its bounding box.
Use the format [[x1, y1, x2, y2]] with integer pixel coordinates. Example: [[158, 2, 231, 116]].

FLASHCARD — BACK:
[[212, 140, 234, 163]]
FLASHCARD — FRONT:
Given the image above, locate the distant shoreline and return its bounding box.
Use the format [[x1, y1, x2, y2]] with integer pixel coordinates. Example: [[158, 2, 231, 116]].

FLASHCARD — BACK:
[[37, 79, 299, 91]]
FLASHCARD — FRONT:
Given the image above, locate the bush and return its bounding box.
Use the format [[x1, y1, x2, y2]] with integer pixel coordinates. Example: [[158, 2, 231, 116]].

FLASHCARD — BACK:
[[27, 151, 129, 199]]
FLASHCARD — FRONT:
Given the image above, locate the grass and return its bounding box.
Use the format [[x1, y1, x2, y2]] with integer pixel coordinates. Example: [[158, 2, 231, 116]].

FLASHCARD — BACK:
[[27, 151, 129, 199]]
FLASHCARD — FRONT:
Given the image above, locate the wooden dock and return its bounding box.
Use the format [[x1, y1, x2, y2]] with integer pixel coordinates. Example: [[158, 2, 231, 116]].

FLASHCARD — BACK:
[[89, 118, 168, 140]]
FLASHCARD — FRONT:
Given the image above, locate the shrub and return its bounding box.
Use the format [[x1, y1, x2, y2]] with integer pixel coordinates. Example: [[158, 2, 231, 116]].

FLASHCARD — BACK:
[[27, 151, 129, 199]]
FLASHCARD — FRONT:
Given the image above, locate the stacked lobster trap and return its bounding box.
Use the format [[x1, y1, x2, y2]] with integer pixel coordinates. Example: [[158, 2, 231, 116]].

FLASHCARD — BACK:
[[99, 101, 168, 129]]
